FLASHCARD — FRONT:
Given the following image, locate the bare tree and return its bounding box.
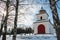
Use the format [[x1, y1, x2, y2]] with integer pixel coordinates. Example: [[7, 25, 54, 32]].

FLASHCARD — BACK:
[[0, 14, 4, 37], [12, 0, 19, 40], [49, 0, 60, 40], [1, 0, 9, 40]]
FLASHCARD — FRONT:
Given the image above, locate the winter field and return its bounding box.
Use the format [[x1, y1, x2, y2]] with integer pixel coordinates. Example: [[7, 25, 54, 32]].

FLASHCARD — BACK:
[[0, 34, 57, 40]]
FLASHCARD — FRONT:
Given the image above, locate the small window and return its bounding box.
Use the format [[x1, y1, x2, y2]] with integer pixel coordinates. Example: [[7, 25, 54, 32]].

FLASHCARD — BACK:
[[40, 16, 42, 20]]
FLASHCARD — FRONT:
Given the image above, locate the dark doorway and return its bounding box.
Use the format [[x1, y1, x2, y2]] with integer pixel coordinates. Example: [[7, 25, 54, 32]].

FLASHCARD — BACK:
[[38, 24, 45, 34]]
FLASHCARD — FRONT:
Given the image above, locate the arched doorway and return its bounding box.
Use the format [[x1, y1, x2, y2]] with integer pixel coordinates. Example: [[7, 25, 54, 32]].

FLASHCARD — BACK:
[[38, 24, 45, 34]]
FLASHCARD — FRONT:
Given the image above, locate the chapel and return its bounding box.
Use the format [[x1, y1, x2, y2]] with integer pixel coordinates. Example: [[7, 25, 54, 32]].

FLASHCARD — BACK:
[[33, 7, 55, 34]]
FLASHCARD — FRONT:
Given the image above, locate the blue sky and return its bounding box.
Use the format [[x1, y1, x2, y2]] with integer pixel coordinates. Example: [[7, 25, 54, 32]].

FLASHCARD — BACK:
[[31, 0, 60, 24], [56, 0, 60, 19], [0, 0, 60, 28], [17, 0, 60, 27]]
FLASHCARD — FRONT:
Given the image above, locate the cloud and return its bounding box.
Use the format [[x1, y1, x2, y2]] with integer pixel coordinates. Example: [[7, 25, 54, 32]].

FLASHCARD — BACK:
[[0, 0, 54, 28]]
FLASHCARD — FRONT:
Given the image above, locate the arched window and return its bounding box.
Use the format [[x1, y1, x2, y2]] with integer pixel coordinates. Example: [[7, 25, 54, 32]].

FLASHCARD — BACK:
[[40, 16, 42, 20]]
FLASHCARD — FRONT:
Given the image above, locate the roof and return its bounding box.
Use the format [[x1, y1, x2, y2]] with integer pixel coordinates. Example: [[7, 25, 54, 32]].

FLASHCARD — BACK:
[[36, 7, 48, 16]]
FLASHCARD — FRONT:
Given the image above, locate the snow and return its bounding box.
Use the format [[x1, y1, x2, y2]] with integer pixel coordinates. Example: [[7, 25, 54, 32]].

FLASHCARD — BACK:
[[0, 34, 57, 40]]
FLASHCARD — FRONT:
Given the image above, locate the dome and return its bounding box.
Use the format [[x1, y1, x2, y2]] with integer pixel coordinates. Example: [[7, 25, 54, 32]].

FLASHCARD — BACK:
[[39, 7, 47, 14], [36, 7, 47, 15]]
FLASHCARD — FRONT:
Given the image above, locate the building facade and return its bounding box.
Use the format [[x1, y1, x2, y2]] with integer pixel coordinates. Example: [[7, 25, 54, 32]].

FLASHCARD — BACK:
[[33, 7, 55, 34]]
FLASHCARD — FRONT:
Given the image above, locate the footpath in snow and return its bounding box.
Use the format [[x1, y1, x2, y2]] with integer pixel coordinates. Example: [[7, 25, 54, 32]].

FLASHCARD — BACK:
[[0, 34, 57, 40]]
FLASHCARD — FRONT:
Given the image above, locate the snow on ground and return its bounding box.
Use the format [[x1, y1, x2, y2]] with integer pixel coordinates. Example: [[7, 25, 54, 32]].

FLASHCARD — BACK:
[[0, 34, 57, 40]]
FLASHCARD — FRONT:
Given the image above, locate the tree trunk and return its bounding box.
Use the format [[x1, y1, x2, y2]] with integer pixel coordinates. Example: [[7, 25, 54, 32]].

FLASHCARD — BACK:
[[12, 0, 19, 40], [2, 0, 9, 40], [49, 0, 60, 40], [0, 14, 4, 37]]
